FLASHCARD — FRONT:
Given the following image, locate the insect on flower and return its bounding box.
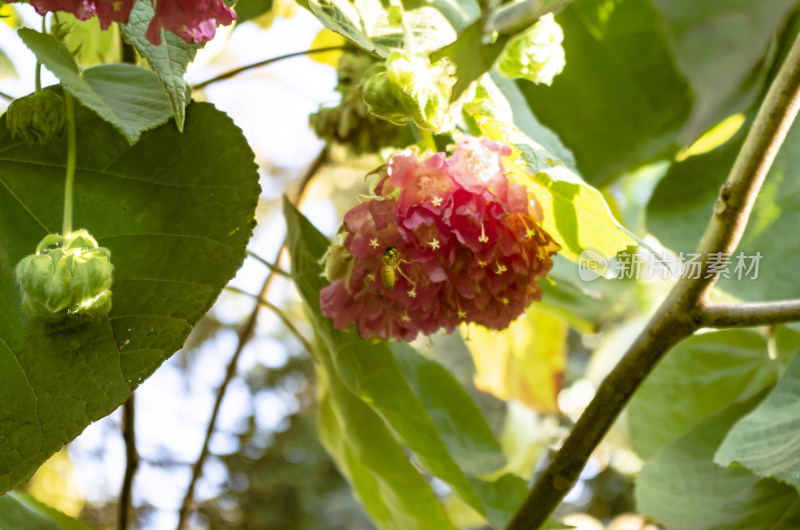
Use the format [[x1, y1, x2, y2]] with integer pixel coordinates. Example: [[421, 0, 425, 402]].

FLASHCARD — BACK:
[[320, 137, 561, 341], [380, 246, 413, 290]]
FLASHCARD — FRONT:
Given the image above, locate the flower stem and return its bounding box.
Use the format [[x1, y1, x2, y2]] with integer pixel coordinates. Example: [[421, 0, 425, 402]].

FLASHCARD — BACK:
[[35, 16, 46, 94], [62, 91, 76, 235]]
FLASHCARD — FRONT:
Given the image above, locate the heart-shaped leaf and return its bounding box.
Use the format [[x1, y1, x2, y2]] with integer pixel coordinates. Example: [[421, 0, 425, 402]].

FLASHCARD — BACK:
[[0, 96, 260, 493], [17, 28, 174, 143]]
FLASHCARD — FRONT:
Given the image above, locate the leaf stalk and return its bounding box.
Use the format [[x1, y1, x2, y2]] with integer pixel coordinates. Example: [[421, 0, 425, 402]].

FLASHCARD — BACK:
[[62, 90, 76, 235]]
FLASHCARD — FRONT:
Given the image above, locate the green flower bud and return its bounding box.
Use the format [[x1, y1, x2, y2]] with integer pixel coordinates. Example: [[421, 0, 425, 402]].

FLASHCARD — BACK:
[[4, 90, 68, 146], [309, 50, 414, 154], [319, 242, 353, 284], [497, 13, 566, 86], [16, 230, 114, 322], [361, 51, 458, 132]]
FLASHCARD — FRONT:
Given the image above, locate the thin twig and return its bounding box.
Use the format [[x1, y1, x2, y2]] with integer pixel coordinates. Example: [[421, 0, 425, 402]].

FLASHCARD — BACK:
[[175, 148, 328, 530], [247, 249, 292, 278], [225, 285, 314, 353], [118, 395, 139, 530], [192, 46, 347, 91], [700, 301, 800, 328], [0, 89, 14, 101], [506, 33, 800, 530]]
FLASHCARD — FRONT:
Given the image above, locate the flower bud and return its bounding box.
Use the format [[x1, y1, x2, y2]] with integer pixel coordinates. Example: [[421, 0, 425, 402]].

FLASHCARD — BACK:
[[361, 51, 458, 132], [4, 91, 68, 146], [309, 51, 414, 154], [16, 230, 114, 322], [496, 13, 566, 86]]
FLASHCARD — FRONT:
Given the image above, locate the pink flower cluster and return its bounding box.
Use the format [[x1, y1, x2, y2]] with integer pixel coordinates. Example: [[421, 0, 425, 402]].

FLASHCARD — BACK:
[[145, 0, 235, 45], [320, 137, 560, 341], [28, 0, 134, 29], [25, 0, 235, 45]]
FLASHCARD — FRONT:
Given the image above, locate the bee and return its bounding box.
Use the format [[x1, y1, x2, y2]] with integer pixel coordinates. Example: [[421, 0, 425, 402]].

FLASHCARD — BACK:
[[381, 246, 401, 289]]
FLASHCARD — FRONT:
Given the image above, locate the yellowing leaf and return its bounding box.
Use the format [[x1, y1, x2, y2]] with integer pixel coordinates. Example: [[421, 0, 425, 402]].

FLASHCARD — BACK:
[[477, 117, 636, 262], [25, 449, 84, 518], [310, 28, 345, 67], [464, 306, 567, 413], [253, 0, 297, 29], [0, 3, 19, 29]]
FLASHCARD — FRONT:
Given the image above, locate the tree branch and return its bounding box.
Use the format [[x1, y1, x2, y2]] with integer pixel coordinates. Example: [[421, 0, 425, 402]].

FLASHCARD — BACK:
[[506, 32, 800, 530], [175, 148, 328, 530], [700, 301, 800, 328], [118, 395, 138, 530], [225, 285, 314, 353], [191, 47, 347, 91]]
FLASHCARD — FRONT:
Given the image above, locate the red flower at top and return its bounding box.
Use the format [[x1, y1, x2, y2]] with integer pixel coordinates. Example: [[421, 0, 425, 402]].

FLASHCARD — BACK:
[[145, 0, 235, 45], [23, 0, 235, 45], [28, 0, 135, 29], [320, 137, 561, 341]]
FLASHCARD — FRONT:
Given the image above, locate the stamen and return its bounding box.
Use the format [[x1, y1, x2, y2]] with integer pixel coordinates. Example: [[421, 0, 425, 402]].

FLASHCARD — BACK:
[[520, 216, 536, 239], [369, 238, 380, 249], [478, 223, 488, 244], [428, 238, 441, 250]]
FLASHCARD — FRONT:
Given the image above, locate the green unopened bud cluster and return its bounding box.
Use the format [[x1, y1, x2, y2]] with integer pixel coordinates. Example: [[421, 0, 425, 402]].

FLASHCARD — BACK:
[[5, 91, 67, 145], [361, 50, 458, 132], [16, 230, 114, 322], [497, 13, 566, 86], [310, 51, 414, 154]]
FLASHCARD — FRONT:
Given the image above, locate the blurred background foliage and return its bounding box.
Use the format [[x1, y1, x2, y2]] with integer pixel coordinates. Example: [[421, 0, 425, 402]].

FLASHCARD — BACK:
[[4, 0, 800, 528]]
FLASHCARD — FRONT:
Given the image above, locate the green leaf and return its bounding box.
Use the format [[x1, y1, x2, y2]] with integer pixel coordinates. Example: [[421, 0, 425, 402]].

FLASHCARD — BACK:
[[469, 115, 635, 262], [491, 72, 576, 173], [628, 329, 779, 460], [284, 197, 517, 523], [646, 130, 743, 255], [0, 492, 84, 530], [636, 397, 800, 530], [317, 351, 457, 529], [0, 492, 92, 530], [715, 352, 800, 490], [121, 0, 204, 132], [650, 0, 800, 140], [307, 0, 478, 58], [389, 342, 506, 476], [647, 111, 800, 301], [0, 99, 260, 493], [17, 28, 173, 143], [235, 0, 275, 23], [467, 474, 530, 529], [430, 21, 509, 102], [60, 12, 122, 66], [518, 0, 692, 185]]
